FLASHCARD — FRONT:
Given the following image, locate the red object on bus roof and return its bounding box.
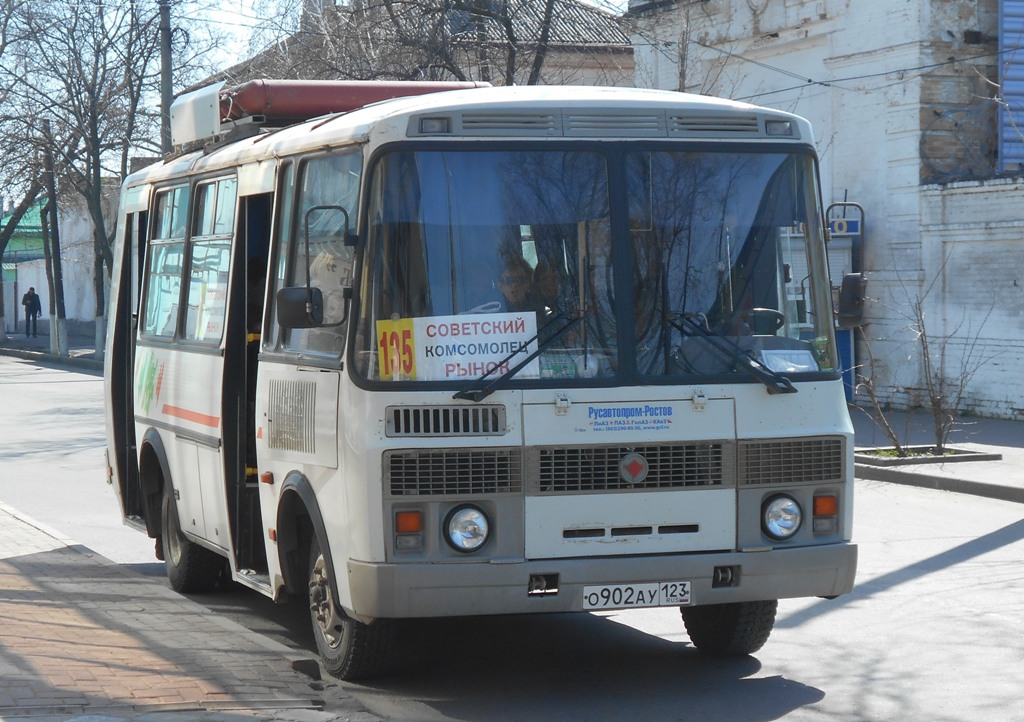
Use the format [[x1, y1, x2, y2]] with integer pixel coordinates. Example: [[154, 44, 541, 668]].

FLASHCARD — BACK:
[[219, 79, 490, 124]]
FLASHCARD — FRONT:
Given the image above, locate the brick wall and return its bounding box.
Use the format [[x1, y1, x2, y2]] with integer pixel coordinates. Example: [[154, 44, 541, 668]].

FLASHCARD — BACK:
[[920, 179, 1024, 420]]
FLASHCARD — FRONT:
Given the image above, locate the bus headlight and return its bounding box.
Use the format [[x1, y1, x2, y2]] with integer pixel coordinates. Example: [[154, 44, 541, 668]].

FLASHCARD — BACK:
[[762, 495, 802, 540], [444, 505, 490, 553]]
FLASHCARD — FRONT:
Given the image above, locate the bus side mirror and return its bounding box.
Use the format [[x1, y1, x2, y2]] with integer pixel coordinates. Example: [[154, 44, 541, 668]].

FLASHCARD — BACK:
[[277, 286, 324, 329], [835, 273, 865, 329]]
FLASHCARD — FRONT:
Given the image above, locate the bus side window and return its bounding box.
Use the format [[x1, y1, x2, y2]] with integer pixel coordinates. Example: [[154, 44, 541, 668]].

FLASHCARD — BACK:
[[141, 186, 189, 338], [266, 162, 295, 350], [280, 150, 361, 357], [128, 210, 148, 325], [183, 178, 235, 343]]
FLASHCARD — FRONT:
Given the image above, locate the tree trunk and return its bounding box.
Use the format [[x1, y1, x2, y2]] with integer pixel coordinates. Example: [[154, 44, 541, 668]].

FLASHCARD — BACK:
[[42, 120, 68, 356], [40, 204, 61, 354], [527, 0, 557, 85]]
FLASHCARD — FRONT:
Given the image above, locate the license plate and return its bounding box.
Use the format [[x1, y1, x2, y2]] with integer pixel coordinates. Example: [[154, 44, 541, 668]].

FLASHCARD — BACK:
[[582, 581, 691, 610]]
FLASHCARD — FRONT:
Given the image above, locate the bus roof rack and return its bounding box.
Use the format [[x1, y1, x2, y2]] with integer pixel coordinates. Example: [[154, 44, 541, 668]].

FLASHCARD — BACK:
[[169, 79, 491, 150]]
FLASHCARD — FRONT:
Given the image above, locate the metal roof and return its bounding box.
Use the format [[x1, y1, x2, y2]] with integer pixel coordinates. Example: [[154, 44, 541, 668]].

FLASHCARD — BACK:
[[460, 0, 630, 46], [0, 200, 45, 257]]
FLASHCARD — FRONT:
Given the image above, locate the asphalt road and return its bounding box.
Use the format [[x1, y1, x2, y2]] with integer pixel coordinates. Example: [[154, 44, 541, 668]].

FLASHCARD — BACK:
[[2, 354, 1022, 721]]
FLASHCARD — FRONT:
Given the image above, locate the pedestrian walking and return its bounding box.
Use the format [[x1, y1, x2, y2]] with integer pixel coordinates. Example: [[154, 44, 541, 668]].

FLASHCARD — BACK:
[[21, 287, 42, 337]]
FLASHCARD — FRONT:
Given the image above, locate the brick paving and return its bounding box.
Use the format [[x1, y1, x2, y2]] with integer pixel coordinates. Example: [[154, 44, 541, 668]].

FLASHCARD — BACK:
[[0, 503, 378, 722]]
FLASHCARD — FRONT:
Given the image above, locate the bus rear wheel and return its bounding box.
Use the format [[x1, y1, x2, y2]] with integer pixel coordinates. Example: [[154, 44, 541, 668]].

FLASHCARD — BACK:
[[681, 600, 777, 657], [161, 486, 223, 593], [308, 536, 393, 680]]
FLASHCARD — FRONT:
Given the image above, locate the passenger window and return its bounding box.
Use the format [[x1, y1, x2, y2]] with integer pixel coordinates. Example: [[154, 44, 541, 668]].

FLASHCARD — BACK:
[[183, 178, 236, 343], [141, 242, 185, 337], [266, 163, 296, 350], [141, 186, 190, 338], [183, 240, 231, 342]]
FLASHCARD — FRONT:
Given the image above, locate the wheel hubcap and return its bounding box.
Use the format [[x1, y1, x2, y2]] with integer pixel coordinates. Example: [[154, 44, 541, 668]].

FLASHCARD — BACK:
[[309, 553, 343, 648], [165, 501, 183, 566]]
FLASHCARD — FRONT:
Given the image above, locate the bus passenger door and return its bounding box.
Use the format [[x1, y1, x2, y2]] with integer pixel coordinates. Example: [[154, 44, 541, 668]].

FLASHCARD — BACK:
[[107, 204, 147, 524], [222, 190, 274, 580]]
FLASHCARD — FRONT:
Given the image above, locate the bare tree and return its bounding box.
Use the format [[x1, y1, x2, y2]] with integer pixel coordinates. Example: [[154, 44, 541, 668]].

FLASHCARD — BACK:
[[853, 326, 907, 457], [8, 3, 161, 283], [0, 0, 42, 333], [0, 0, 229, 350], [240, 0, 634, 87], [907, 275, 996, 455], [855, 258, 999, 456]]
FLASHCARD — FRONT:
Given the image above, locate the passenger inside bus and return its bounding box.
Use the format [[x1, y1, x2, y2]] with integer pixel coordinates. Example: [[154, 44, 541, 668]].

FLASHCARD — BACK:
[[529, 260, 566, 320], [496, 256, 534, 313]]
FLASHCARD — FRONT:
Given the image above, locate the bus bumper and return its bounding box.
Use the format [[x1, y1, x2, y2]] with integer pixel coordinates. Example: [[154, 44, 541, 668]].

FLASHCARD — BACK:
[[346, 542, 857, 619]]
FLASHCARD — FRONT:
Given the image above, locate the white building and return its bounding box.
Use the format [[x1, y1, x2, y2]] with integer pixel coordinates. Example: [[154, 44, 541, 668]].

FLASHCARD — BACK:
[[2, 200, 107, 346], [629, 0, 1024, 421]]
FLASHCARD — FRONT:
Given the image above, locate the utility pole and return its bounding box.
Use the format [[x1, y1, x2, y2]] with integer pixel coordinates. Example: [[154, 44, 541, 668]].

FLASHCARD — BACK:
[[40, 202, 56, 345], [159, 0, 173, 154], [41, 119, 68, 356]]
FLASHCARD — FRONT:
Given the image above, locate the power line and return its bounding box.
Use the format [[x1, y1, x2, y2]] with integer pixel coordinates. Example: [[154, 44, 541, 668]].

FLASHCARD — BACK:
[[685, 39, 1018, 101], [690, 39, 824, 86], [630, 26, 1024, 101]]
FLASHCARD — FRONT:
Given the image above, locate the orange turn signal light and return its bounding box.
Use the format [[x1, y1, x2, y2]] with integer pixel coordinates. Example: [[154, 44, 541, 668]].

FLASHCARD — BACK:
[[813, 495, 838, 516], [395, 510, 423, 534]]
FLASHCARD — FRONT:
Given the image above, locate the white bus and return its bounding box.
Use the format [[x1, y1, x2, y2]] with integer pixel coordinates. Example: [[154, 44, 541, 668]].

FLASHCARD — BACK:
[[104, 80, 858, 680]]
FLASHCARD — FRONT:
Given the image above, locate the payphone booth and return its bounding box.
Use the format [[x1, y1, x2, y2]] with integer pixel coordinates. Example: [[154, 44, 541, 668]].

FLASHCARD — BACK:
[[826, 203, 864, 401]]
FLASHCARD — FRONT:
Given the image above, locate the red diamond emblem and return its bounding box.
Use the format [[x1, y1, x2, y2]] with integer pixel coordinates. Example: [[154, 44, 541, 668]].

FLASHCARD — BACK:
[[619, 452, 649, 484]]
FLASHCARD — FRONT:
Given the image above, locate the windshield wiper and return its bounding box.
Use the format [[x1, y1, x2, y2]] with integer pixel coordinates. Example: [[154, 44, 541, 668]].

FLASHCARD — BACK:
[[453, 311, 584, 402], [668, 313, 797, 394]]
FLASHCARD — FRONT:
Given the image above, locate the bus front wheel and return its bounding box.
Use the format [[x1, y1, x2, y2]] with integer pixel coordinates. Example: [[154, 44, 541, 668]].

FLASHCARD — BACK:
[[308, 536, 393, 680], [681, 600, 777, 656], [161, 486, 223, 593]]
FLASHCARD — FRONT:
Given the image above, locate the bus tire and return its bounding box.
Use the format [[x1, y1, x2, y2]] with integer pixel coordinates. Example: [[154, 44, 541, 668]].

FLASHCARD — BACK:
[[681, 600, 777, 657], [161, 486, 223, 593], [308, 535, 393, 680]]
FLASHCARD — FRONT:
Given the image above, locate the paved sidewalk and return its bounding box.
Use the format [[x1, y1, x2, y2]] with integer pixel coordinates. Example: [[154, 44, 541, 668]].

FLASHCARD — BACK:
[[0, 503, 378, 722], [852, 407, 1024, 504], [0, 330, 102, 372]]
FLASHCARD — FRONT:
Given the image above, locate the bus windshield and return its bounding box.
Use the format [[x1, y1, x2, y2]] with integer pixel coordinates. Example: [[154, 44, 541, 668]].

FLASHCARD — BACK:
[[353, 146, 836, 386]]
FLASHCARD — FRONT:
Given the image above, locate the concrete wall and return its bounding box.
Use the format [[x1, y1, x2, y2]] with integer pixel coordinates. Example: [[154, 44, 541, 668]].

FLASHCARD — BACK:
[[542, 47, 635, 87], [629, 0, 1022, 420]]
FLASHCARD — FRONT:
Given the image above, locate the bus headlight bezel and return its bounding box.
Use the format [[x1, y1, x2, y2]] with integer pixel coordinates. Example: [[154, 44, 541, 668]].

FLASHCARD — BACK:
[[762, 494, 803, 540], [444, 504, 491, 553]]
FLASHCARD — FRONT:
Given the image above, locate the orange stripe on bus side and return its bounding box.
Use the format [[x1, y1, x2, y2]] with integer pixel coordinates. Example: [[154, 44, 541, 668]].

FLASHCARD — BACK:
[[162, 404, 221, 428]]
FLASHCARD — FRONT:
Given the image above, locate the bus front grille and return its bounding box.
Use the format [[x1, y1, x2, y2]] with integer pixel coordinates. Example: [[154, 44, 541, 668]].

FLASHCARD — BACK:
[[530, 443, 728, 494], [739, 437, 844, 485], [386, 448, 523, 496], [383, 437, 844, 497], [385, 405, 507, 437]]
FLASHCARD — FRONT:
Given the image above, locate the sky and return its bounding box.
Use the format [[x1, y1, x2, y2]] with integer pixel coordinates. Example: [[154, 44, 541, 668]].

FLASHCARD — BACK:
[[188, 1, 262, 72]]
